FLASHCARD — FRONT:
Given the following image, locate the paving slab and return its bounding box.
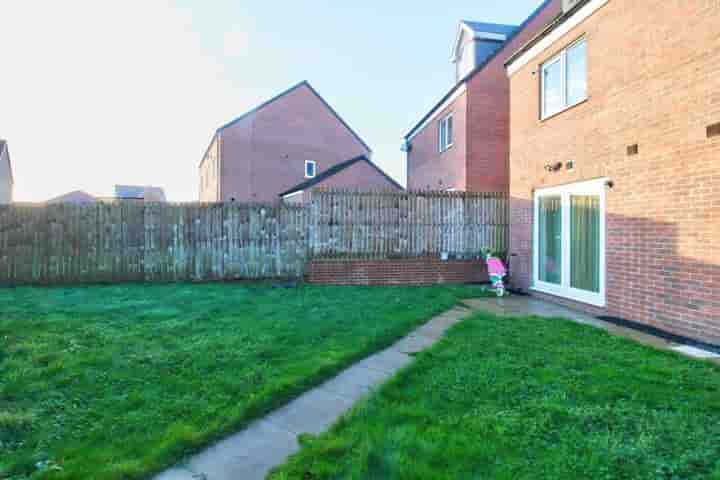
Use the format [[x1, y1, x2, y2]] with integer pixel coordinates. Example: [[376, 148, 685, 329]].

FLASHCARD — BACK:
[[393, 332, 441, 354], [264, 387, 355, 436], [318, 365, 392, 400], [354, 348, 413, 374], [185, 419, 298, 480]]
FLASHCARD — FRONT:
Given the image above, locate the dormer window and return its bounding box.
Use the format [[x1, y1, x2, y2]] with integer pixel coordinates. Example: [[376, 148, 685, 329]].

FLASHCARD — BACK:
[[305, 160, 316, 178], [452, 21, 516, 82], [439, 114, 454, 152]]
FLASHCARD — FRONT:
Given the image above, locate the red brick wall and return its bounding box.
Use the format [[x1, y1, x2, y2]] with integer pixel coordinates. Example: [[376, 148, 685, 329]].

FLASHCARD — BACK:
[[284, 160, 401, 204], [465, 0, 561, 192], [406, 92, 468, 191], [217, 83, 371, 203], [310, 160, 399, 192], [306, 258, 489, 286], [508, 0, 720, 343], [405, 0, 561, 194]]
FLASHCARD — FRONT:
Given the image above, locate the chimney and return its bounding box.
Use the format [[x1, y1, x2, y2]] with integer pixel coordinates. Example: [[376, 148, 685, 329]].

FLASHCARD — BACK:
[[562, 0, 583, 13]]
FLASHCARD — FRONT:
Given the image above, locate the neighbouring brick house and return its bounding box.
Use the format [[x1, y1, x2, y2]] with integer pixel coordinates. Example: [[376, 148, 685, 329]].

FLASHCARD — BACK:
[[280, 155, 402, 204], [200, 81, 399, 203], [506, 0, 720, 344], [403, 0, 561, 193], [0, 140, 13, 204]]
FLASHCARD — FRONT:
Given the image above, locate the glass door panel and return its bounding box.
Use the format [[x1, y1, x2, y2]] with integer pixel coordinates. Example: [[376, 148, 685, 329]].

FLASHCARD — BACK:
[[570, 195, 600, 293], [538, 196, 562, 285]]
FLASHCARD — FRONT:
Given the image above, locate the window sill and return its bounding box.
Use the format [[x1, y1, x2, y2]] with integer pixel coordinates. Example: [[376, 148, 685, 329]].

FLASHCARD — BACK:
[[540, 97, 589, 122]]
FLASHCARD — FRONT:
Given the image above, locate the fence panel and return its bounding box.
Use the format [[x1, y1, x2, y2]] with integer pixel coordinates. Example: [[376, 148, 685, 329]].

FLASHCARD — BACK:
[[307, 190, 508, 259], [0, 191, 507, 285]]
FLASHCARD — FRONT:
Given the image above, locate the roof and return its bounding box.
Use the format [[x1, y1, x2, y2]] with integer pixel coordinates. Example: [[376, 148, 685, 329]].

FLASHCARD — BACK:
[[405, 0, 554, 140], [0, 139, 13, 185], [47, 190, 98, 204], [505, 0, 590, 68], [114, 185, 167, 201], [461, 21, 518, 36], [279, 155, 403, 197], [201, 81, 372, 167]]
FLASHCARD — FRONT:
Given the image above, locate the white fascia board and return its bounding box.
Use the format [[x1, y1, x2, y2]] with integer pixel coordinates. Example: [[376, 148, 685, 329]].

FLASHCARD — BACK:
[[474, 32, 507, 41], [507, 0, 608, 76], [282, 190, 304, 200], [406, 83, 467, 142], [451, 23, 473, 61]]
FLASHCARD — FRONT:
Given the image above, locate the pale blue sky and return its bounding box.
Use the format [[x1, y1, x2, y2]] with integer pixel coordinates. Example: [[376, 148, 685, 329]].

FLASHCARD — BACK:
[[2, 1, 543, 201]]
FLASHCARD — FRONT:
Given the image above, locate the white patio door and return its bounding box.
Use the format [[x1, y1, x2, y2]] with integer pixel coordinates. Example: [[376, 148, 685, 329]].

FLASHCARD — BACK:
[[533, 178, 606, 307]]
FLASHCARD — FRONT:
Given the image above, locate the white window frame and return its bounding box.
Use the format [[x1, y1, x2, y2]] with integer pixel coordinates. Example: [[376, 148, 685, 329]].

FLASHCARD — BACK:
[[304, 160, 316, 179], [533, 177, 607, 307], [540, 37, 587, 119], [438, 114, 454, 152]]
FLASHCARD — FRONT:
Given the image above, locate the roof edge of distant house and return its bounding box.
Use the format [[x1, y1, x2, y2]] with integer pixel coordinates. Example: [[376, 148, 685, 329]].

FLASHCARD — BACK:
[[279, 155, 403, 197], [200, 80, 373, 168]]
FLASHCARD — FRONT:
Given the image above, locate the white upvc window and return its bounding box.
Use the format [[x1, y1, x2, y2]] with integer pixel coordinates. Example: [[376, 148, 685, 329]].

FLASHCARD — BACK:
[[541, 37, 587, 119], [533, 178, 606, 307], [305, 160, 316, 178], [438, 114, 454, 152]]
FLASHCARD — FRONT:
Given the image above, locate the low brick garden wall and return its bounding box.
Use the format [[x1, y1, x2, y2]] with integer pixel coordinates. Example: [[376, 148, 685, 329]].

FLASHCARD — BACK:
[[306, 258, 489, 286]]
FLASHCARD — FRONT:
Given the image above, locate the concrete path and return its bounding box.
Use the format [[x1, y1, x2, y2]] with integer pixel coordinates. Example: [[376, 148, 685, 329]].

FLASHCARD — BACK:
[[153, 306, 472, 480]]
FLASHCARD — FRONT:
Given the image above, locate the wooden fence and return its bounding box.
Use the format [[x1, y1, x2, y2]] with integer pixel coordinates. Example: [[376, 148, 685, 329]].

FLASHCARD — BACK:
[[0, 191, 507, 286], [308, 190, 508, 259]]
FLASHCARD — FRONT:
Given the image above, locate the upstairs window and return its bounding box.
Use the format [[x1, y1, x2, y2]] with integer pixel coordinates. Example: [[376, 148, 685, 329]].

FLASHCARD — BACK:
[[541, 38, 587, 119], [305, 160, 316, 178], [439, 114, 454, 152]]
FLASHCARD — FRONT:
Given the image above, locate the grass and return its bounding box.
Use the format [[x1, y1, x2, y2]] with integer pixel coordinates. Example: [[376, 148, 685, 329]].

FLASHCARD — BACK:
[[0, 282, 485, 479], [271, 311, 720, 480]]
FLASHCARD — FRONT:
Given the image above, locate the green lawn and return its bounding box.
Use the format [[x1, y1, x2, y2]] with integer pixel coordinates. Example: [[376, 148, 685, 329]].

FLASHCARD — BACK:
[[271, 311, 720, 480], [0, 282, 483, 480]]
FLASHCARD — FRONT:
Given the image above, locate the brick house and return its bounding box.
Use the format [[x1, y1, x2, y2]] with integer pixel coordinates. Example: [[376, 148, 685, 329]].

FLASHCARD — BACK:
[[403, 0, 561, 193], [506, 0, 720, 344], [200, 81, 399, 203], [280, 154, 402, 204], [0, 140, 13, 204]]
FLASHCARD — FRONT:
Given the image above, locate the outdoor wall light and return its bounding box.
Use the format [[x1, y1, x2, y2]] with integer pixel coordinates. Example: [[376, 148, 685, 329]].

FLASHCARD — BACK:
[[544, 162, 563, 172], [606, 180, 615, 189]]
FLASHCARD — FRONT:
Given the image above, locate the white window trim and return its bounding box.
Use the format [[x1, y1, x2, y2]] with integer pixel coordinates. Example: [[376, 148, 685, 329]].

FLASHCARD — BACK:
[[438, 114, 454, 153], [506, 0, 608, 76], [304, 160, 316, 179], [540, 37, 587, 120], [533, 178, 607, 307]]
